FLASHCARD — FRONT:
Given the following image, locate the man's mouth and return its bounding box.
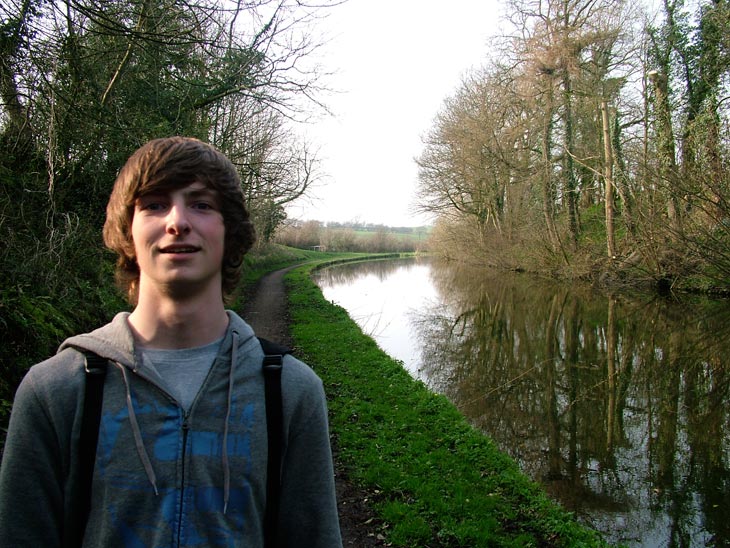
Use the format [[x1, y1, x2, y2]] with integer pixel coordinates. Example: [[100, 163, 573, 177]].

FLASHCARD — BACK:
[[159, 246, 200, 254]]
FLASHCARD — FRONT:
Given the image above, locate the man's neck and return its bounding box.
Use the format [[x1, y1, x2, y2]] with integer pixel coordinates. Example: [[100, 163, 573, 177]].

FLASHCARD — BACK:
[[128, 288, 229, 350]]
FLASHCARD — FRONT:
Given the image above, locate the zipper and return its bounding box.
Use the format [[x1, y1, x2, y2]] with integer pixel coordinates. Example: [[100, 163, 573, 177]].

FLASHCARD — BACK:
[[177, 414, 190, 547]]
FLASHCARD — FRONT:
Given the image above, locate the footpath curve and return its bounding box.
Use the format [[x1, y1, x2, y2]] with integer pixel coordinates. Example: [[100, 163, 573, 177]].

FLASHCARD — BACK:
[[241, 267, 385, 547]]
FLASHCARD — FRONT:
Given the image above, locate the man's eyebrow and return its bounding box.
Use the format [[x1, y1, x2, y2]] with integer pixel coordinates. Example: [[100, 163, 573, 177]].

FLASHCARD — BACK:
[[186, 187, 219, 199], [183, 181, 213, 193], [135, 186, 219, 202]]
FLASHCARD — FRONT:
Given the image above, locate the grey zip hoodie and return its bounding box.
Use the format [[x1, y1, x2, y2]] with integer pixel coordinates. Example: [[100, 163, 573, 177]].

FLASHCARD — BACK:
[[0, 311, 342, 547]]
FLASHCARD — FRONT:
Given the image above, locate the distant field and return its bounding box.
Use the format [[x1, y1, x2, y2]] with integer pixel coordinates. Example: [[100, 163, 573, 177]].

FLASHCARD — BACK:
[[276, 223, 432, 253], [350, 228, 431, 242]]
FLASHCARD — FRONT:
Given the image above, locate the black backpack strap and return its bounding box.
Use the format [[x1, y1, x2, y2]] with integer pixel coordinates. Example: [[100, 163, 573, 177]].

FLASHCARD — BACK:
[[259, 337, 291, 548], [75, 351, 108, 548]]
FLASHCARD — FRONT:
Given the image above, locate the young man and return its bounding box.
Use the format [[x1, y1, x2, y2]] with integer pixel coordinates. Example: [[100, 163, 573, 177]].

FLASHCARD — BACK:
[[0, 137, 343, 547]]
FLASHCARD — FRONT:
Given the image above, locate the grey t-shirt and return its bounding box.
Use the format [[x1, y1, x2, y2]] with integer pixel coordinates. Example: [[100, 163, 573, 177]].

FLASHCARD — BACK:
[[141, 338, 223, 411]]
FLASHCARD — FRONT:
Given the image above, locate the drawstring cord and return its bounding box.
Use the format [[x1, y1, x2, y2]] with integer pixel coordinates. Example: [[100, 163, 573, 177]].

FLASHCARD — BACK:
[[117, 363, 159, 495], [113, 330, 240, 512], [222, 331, 238, 514]]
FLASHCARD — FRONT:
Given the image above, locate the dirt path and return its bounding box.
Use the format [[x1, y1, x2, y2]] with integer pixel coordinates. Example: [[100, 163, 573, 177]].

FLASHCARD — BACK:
[[241, 268, 385, 547]]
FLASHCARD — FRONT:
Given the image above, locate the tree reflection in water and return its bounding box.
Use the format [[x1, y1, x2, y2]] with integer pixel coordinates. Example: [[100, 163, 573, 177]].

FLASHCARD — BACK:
[[314, 257, 730, 546]]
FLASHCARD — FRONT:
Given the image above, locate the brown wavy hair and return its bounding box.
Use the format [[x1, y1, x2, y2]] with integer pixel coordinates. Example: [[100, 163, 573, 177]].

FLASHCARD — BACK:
[[103, 136, 256, 304]]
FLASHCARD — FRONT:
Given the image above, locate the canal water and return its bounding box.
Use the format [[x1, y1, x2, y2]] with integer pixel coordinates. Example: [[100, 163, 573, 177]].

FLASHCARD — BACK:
[[313, 256, 730, 547]]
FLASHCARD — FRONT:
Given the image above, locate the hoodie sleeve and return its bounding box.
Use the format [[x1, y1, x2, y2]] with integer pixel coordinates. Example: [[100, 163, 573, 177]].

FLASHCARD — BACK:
[[277, 357, 343, 548], [0, 351, 84, 548]]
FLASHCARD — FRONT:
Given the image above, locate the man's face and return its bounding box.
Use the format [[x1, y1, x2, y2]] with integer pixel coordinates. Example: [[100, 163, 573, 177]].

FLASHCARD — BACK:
[[131, 182, 226, 299]]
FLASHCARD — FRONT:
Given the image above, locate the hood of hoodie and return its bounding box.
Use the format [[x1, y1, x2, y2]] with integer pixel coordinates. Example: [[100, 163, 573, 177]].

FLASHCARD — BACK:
[[59, 311, 257, 370]]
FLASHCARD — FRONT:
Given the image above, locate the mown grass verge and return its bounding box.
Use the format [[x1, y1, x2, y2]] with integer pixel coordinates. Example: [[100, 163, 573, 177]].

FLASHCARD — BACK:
[[285, 261, 612, 548]]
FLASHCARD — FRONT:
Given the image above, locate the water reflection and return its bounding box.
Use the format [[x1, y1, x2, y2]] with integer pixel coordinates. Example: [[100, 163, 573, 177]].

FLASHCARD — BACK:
[[314, 258, 730, 546], [314, 257, 438, 377]]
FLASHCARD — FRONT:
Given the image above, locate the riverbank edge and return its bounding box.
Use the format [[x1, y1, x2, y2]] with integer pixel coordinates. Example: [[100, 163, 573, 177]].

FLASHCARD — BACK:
[[284, 258, 614, 548]]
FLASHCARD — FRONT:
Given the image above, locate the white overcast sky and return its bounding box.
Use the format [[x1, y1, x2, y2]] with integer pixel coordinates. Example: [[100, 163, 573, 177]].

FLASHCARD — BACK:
[[288, 0, 506, 227]]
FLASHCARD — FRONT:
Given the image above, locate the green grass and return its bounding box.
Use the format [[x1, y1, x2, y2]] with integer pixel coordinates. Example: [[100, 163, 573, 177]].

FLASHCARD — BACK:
[[284, 260, 613, 547], [237, 244, 376, 300]]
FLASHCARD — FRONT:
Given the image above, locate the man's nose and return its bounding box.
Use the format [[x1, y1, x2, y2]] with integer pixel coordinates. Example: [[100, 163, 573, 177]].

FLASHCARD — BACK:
[[166, 204, 191, 234]]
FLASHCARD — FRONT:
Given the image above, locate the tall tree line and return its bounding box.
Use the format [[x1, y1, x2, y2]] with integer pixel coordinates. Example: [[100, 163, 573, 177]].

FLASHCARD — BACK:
[[0, 0, 333, 418], [417, 0, 730, 290]]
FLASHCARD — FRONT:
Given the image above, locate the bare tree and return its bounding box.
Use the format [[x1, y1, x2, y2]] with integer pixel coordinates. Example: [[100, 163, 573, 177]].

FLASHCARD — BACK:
[[507, 0, 637, 246], [417, 64, 531, 261]]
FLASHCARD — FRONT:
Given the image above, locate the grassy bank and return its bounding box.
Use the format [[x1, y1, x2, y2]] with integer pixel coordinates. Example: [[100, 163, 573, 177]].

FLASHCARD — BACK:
[[285, 260, 612, 548], [238, 245, 394, 289]]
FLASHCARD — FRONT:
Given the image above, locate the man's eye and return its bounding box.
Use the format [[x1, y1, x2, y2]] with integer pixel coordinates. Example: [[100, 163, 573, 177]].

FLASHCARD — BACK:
[[193, 202, 215, 210], [142, 202, 166, 211]]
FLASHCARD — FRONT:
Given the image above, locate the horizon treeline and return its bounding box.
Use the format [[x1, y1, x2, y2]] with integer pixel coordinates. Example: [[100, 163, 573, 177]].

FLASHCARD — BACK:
[[415, 0, 730, 291]]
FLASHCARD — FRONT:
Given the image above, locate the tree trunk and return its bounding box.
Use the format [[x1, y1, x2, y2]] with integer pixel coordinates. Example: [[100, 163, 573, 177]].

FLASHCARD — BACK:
[[562, 73, 579, 247], [601, 100, 616, 258], [541, 85, 560, 251], [649, 70, 681, 237]]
